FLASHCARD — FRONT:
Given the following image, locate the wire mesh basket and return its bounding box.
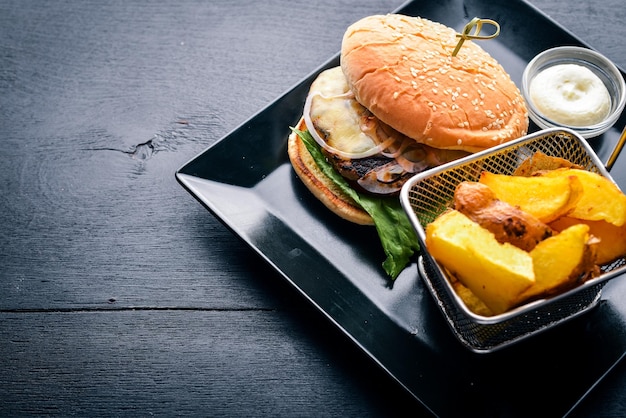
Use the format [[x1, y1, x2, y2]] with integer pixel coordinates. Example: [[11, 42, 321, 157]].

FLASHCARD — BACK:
[[400, 128, 626, 353]]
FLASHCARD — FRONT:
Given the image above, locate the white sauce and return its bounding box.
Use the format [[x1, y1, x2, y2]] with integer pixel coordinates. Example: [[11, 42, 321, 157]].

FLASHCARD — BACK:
[[529, 64, 610, 126]]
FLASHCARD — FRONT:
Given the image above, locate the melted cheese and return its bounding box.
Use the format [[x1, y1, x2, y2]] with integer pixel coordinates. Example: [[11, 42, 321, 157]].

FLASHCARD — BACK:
[[309, 67, 383, 154]]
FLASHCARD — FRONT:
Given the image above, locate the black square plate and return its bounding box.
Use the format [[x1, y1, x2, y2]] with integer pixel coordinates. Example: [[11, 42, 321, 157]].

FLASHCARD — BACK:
[[177, 0, 626, 415]]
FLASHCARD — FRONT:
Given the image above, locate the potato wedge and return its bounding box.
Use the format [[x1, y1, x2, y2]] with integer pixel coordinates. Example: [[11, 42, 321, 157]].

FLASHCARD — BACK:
[[550, 216, 626, 265], [540, 168, 626, 226], [425, 210, 535, 315], [519, 224, 595, 302], [454, 181, 554, 251], [479, 171, 583, 223], [513, 151, 579, 177], [450, 279, 494, 317]]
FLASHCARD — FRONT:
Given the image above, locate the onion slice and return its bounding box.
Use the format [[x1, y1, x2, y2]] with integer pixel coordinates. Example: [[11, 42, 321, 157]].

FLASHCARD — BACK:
[[381, 136, 414, 159], [396, 153, 430, 174], [357, 162, 405, 194], [303, 91, 398, 160]]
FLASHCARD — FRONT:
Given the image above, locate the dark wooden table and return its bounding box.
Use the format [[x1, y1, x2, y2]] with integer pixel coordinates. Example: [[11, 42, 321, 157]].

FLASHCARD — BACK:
[[1, 0, 625, 416]]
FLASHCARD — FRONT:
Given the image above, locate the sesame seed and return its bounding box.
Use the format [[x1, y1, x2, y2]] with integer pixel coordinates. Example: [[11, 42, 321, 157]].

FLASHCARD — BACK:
[[393, 92, 399, 99]]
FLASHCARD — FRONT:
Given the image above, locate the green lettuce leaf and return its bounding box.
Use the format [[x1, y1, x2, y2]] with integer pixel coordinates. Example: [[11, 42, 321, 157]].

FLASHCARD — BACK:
[[292, 128, 419, 279]]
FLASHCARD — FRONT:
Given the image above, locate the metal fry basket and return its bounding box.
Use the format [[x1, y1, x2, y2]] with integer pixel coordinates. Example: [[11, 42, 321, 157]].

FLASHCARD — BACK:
[[400, 128, 626, 353]]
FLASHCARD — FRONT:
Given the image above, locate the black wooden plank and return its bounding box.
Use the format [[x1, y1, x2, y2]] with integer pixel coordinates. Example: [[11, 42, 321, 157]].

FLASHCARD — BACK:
[[0, 0, 625, 416]]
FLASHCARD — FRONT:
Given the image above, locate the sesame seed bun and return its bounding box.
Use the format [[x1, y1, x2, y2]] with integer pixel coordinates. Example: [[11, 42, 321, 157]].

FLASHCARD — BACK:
[[288, 119, 374, 225], [340, 14, 529, 152]]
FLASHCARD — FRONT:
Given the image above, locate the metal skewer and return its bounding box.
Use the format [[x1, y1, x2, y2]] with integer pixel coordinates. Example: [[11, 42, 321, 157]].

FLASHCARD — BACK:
[[606, 125, 626, 171]]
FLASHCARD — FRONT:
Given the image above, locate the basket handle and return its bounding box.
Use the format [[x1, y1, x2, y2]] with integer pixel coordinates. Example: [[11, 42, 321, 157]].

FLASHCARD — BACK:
[[606, 125, 626, 171]]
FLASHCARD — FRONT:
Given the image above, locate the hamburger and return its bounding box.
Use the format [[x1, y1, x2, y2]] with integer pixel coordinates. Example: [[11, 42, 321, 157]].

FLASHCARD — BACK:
[[288, 14, 529, 278]]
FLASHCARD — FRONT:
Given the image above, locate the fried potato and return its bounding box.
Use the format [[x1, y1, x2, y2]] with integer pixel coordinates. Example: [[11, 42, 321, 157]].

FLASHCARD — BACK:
[[425, 210, 535, 315], [519, 224, 597, 302], [450, 278, 494, 317], [550, 216, 626, 265], [540, 168, 626, 226], [513, 151, 580, 176], [479, 171, 583, 223], [426, 152, 625, 315], [454, 181, 554, 251]]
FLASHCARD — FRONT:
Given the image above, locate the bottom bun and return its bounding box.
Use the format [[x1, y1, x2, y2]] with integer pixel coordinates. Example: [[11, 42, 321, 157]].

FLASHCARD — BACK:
[[287, 119, 374, 225]]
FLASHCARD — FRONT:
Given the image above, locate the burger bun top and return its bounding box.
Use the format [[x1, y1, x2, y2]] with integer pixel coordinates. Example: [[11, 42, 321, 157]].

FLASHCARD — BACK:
[[340, 14, 529, 152]]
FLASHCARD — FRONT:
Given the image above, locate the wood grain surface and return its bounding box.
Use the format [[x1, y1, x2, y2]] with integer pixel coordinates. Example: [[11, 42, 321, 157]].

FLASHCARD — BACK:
[[1, 0, 625, 416]]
